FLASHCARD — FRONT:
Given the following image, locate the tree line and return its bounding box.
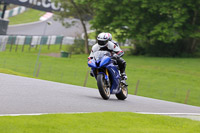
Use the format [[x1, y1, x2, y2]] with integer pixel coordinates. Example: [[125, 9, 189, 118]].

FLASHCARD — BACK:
[[54, 0, 200, 57]]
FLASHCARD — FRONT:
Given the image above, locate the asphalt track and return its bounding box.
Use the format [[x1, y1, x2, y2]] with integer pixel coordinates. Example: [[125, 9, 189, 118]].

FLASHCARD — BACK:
[[7, 18, 90, 37], [0, 73, 200, 120]]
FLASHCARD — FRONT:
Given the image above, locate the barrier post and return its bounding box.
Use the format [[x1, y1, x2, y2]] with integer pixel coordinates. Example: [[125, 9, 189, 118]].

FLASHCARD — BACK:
[[134, 80, 140, 95], [15, 37, 19, 52], [9, 36, 14, 52], [184, 89, 190, 104], [36, 62, 42, 77], [83, 69, 90, 87], [48, 36, 51, 50]]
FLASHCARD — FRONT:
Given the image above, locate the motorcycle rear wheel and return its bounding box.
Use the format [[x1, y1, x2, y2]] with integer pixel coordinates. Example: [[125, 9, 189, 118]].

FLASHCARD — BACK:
[[115, 83, 128, 100], [97, 74, 110, 100]]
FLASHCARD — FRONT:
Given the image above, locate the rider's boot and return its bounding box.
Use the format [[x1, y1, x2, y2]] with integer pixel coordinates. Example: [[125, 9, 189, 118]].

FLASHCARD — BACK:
[[121, 72, 127, 80], [119, 64, 127, 80], [117, 58, 127, 80], [120, 66, 128, 86], [121, 72, 128, 86]]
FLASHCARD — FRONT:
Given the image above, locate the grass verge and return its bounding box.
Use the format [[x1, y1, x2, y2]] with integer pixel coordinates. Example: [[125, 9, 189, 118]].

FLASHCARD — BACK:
[[0, 45, 200, 106], [0, 112, 200, 133], [8, 8, 45, 25], [0, 68, 29, 77]]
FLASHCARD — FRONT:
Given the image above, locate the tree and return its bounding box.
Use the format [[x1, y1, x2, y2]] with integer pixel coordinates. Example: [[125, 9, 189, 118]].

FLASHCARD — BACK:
[[53, 0, 94, 54], [91, 0, 200, 56]]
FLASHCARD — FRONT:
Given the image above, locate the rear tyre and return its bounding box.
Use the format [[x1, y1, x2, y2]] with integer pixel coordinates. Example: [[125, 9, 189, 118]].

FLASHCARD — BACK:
[[115, 83, 128, 100], [97, 74, 110, 100]]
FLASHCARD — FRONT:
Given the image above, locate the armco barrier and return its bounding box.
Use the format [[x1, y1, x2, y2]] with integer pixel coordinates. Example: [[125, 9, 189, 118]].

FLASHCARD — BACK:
[[0, 35, 96, 46]]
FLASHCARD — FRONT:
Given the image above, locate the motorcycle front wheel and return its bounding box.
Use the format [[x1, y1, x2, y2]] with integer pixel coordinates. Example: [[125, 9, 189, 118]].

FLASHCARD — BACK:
[[97, 74, 110, 100]]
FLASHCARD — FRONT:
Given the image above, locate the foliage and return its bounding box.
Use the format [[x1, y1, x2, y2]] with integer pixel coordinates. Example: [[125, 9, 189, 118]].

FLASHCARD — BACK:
[[66, 38, 85, 54], [53, 0, 94, 54], [90, 0, 200, 56], [53, 0, 93, 27]]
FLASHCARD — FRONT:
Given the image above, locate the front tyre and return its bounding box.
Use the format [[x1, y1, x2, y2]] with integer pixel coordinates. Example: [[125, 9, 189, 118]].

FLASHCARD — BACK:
[[115, 83, 128, 100], [97, 74, 110, 100]]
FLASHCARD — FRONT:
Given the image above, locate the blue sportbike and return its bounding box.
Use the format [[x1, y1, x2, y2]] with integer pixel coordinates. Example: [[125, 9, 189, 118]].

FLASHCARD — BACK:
[[88, 51, 128, 100]]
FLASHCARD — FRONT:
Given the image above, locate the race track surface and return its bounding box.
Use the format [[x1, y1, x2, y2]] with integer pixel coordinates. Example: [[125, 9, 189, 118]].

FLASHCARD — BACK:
[[0, 73, 200, 115]]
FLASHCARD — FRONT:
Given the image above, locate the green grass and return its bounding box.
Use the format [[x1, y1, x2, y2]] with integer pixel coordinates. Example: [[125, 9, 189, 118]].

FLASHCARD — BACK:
[[0, 68, 30, 77], [1, 44, 200, 106], [0, 112, 199, 133], [8, 9, 45, 25], [126, 56, 200, 106]]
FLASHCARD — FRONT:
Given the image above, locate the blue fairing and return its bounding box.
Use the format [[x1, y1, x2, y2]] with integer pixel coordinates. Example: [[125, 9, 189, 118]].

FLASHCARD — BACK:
[[107, 64, 121, 94], [88, 59, 96, 68], [99, 56, 111, 68]]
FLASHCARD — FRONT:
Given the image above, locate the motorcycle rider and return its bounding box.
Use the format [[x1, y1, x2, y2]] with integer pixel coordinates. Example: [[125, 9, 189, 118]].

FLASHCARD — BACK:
[[88, 32, 127, 80], [106, 32, 119, 47]]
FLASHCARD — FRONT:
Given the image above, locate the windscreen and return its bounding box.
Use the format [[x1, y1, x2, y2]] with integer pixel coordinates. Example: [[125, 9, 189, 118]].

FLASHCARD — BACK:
[[93, 51, 111, 61]]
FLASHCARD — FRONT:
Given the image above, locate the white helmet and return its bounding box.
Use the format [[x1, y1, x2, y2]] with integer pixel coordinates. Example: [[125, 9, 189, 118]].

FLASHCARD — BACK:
[[106, 33, 112, 41], [97, 33, 109, 47]]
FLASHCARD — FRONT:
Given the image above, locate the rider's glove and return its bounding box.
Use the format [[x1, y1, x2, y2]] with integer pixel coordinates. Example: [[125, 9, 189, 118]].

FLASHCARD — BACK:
[[88, 57, 93, 61], [117, 51, 124, 57], [113, 54, 120, 59]]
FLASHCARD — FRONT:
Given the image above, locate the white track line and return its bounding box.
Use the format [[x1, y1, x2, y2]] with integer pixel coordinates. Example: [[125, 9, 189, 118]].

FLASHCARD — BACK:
[[0, 112, 90, 116], [1, 112, 200, 117], [8, 20, 44, 27], [137, 112, 200, 116]]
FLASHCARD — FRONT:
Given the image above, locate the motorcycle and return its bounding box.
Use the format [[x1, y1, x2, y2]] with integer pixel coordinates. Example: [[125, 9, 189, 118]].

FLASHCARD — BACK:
[[88, 51, 128, 100]]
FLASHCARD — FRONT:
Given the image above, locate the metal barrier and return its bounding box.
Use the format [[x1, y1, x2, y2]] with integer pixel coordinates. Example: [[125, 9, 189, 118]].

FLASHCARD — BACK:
[[0, 35, 96, 52]]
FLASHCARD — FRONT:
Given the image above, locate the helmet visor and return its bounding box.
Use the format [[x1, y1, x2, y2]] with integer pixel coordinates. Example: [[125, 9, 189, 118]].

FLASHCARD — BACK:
[[98, 40, 108, 46]]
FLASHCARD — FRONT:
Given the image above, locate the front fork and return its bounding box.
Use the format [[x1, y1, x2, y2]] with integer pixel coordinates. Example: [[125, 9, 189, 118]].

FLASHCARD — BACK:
[[93, 68, 110, 87], [105, 69, 110, 86]]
